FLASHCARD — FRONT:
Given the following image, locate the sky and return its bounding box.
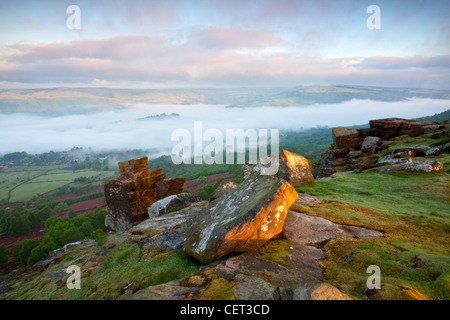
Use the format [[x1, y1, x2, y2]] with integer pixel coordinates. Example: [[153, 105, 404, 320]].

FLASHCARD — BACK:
[[0, 0, 449, 89]]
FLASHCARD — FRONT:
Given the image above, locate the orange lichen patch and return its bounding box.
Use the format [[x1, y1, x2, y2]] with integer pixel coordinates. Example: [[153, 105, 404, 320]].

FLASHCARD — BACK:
[[310, 283, 353, 300]]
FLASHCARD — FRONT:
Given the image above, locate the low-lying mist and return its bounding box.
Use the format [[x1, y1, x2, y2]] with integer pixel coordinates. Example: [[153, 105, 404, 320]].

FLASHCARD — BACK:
[[0, 98, 448, 155]]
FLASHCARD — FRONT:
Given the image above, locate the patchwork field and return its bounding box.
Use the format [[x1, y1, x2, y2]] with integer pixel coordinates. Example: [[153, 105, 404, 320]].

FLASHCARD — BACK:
[[0, 166, 114, 203]]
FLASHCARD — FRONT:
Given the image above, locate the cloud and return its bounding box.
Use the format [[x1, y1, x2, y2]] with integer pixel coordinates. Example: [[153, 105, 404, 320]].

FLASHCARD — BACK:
[[0, 32, 449, 89], [0, 98, 448, 154], [352, 55, 450, 70]]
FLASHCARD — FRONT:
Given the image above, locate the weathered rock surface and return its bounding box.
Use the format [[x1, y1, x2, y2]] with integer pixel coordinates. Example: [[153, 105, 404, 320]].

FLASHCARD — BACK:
[[131, 204, 205, 234], [393, 150, 415, 158], [294, 283, 352, 300], [361, 136, 381, 152], [215, 253, 313, 291], [425, 147, 442, 157], [184, 175, 298, 263], [136, 204, 206, 251], [104, 157, 186, 231], [422, 124, 446, 133], [284, 211, 383, 248], [369, 160, 444, 173], [125, 280, 202, 300], [369, 118, 438, 139], [347, 150, 362, 159], [210, 180, 239, 201], [392, 145, 431, 157], [377, 154, 412, 164], [148, 193, 202, 218], [332, 128, 359, 149], [295, 193, 326, 205], [242, 150, 315, 186], [232, 273, 282, 300]]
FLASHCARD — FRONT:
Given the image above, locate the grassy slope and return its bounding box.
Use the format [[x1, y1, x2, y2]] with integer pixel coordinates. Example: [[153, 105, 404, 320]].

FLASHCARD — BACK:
[[292, 133, 450, 299], [2, 242, 201, 300]]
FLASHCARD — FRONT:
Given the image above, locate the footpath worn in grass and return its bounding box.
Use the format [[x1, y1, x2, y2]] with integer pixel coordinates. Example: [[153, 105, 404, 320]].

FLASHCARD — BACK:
[[293, 168, 450, 300]]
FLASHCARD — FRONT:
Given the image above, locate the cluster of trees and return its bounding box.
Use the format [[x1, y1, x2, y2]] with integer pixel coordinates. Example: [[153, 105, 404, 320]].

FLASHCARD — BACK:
[[9, 207, 107, 266], [0, 192, 104, 237], [0, 206, 51, 236], [0, 151, 64, 166], [68, 159, 110, 171], [73, 176, 95, 183], [53, 184, 90, 196]]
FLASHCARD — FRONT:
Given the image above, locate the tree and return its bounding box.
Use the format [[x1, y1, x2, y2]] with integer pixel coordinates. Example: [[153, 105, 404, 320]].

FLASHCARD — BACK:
[[27, 238, 57, 266], [197, 176, 207, 183], [67, 209, 76, 219], [0, 210, 31, 236], [12, 239, 40, 265], [38, 206, 52, 221], [54, 202, 68, 213], [197, 184, 216, 200]]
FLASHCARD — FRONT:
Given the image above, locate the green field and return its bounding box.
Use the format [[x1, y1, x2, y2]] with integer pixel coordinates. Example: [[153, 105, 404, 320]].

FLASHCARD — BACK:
[[0, 166, 115, 203]]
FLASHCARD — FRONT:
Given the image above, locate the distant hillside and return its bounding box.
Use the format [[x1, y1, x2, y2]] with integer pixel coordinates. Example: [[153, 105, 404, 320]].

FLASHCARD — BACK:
[[227, 85, 450, 108], [412, 109, 450, 122], [1, 85, 449, 115]]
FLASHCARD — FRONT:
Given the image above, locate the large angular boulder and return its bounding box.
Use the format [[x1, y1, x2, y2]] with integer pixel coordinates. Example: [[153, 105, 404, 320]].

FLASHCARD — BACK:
[[104, 157, 186, 231], [331, 128, 359, 149], [242, 149, 315, 187], [183, 175, 298, 263]]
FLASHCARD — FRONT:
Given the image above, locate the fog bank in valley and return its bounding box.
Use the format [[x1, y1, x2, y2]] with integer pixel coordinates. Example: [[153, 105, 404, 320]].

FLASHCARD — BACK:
[[0, 98, 448, 155]]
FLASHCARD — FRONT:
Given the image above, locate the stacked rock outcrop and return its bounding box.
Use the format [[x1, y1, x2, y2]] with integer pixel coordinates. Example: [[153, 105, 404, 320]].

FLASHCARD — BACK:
[[315, 118, 448, 177], [104, 157, 185, 231]]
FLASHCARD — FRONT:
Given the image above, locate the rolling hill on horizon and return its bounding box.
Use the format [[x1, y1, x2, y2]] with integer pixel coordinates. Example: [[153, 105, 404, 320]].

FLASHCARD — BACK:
[[0, 85, 449, 115]]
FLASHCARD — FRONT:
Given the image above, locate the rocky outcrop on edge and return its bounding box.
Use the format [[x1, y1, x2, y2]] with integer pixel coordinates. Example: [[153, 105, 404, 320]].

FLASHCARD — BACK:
[[315, 118, 448, 177], [104, 157, 186, 231]]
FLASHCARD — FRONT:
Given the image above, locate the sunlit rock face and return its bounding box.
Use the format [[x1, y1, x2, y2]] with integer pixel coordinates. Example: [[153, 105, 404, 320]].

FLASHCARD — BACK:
[[278, 150, 315, 187], [183, 175, 298, 263], [242, 150, 315, 187], [105, 157, 185, 231]]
